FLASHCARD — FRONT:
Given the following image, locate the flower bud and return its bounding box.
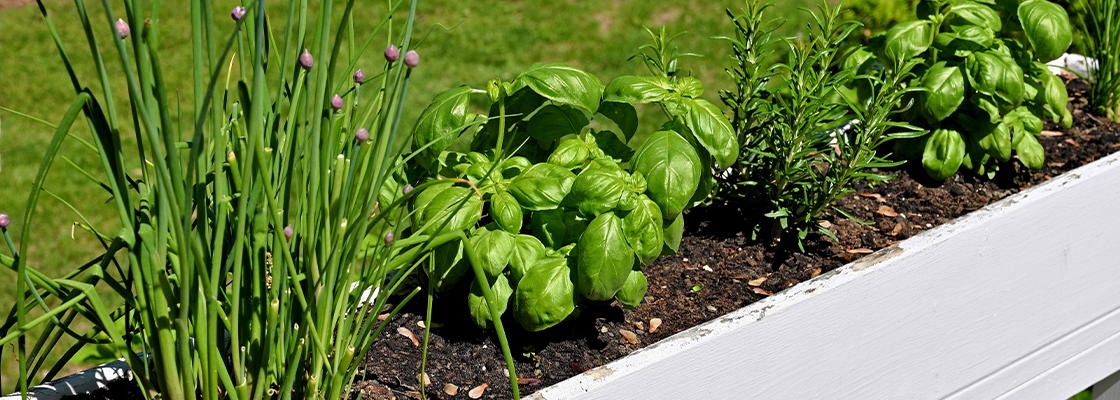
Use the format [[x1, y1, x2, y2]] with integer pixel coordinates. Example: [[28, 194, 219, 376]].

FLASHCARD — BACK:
[[384, 45, 399, 63], [404, 50, 419, 69], [283, 225, 293, 240], [384, 230, 394, 246], [299, 50, 314, 70], [0, 213, 9, 228], [231, 6, 246, 22], [402, 184, 413, 195], [330, 95, 343, 111], [116, 18, 130, 39], [353, 69, 365, 84], [355, 128, 369, 143]]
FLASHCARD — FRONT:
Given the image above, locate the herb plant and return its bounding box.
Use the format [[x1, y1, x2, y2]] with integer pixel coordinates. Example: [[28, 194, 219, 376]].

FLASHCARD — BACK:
[[0, 0, 455, 399], [868, 0, 1074, 179], [717, 1, 924, 247], [1077, 0, 1120, 120], [409, 28, 732, 334]]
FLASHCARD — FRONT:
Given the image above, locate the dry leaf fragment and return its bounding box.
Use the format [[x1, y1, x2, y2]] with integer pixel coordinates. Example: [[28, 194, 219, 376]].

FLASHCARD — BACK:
[[748, 277, 767, 286], [417, 373, 431, 386], [619, 329, 638, 344], [517, 378, 542, 385], [468, 383, 488, 399], [859, 193, 884, 201], [888, 223, 903, 236], [635, 321, 644, 330], [819, 220, 832, 229], [875, 205, 899, 217], [1040, 130, 1063, 137], [377, 313, 390, 321], [649, 318, 662, 333], [1065, 138, 1081, 147], [810, 268, 822, 278], [417, 320, 425, 329], [397, 327, 419, 346], [443, 383, 458, 396], [846, 248, 873, 254], [752, 287, 774, 296]]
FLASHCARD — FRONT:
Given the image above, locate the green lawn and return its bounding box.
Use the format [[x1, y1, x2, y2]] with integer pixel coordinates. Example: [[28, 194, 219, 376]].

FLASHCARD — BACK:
[[0, 0, 823, 385]]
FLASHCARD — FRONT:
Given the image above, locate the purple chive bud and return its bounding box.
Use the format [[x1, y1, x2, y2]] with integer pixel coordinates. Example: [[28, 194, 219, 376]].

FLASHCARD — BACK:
[[402, 184, 414, 195], [330, 95, 344, 111], [355, 128, 369, 143], [0, 214, 9, 229], [353, 69, 365, 84], [231, 6, 247, 21], [116, 18, 130, 39], [283, 225, 293, 240], [384, 45, 400, 63], [404, 50, 419, 69], [384, 230, 394, 246], [299, 50, 314, 70]]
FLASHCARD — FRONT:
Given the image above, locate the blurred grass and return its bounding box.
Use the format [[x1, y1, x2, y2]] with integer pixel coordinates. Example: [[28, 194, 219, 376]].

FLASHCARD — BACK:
[[0, 0, 826, 385]]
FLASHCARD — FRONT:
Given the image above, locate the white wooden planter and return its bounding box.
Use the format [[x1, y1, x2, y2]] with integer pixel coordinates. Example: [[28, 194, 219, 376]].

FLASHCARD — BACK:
[[9, 152, 1120, 399], [530, 151, 1120, 400]]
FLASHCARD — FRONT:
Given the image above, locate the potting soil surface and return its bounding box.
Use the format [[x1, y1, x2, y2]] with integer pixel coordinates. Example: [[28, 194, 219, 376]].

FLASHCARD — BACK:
[[355, 78, 1120, 400]]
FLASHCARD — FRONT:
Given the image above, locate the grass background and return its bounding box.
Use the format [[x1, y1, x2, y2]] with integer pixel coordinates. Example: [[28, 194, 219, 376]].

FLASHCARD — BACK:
[[0, 0, 831, 386]]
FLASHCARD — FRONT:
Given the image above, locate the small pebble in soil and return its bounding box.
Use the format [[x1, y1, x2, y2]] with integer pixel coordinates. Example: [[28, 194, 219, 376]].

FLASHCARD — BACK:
[[706, 305, 718, 312], [619, 329, 638, 344], [649, 318, 662, 333]]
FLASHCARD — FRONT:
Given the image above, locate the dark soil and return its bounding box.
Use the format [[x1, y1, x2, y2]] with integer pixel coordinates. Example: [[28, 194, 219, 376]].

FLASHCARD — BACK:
[[354, 78, 1120, 400]]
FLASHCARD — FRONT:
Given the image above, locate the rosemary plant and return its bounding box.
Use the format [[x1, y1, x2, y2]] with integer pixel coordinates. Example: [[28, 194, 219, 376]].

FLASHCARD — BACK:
[[0, 0, 466, 399], [717, 1, 923, 248], [1080, 0, 1120, 120]]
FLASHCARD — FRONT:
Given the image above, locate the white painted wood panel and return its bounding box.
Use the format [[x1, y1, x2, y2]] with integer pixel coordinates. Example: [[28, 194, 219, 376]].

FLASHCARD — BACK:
[[530, 152, 1120, 400]]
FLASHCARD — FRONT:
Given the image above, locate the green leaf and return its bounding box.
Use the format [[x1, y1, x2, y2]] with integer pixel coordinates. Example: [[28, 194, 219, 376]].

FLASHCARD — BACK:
[[624, 195, 664, 266], [1017, 0, 1072, 62], [527, 104, 590, 141], [430, 238, 470, 292], [566, 158, 637, 218], [884, 21, 933, 63], [662, 213, 684, 255], [492, 191, 524, 233], [590, 129, 636, 162], [576, 213, 635, 301], [949, 1, 1001, 31], [614, 269, 648, 310], [509, 234, 548, 283], [511, 62, 604, 113], [602, 76, 674, 104], [472, 229, 514, 278], [966, 52, 1023, 107], [508, 163, 577, 210], [632, 130, 702, 220], [921, 62, 966, 122], [547, 137, 596, 169], [413, 85, 473, 163], [418, 184, 483, 234], [922, 128, 966, 180], [681, 98, 738, 169], [1016, 130, 1045, 170], [597, 102, 639, 140], [530, 209, 568, 250], [512, 256, 576, 331], [562, 210, 589, 247], [468, 274, 513, 330], [674, 77, 704, 98]]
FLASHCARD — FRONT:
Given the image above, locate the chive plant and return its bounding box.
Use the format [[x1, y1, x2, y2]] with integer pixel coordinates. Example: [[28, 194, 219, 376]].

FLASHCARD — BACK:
[[0, 0, 468, 399], [1080, 0, 1120, 120]]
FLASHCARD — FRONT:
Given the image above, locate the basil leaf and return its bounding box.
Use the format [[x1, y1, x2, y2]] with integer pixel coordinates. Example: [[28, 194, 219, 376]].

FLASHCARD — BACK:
[[603, 76, 674, 104], [922, 128, 966, 180], [562, 210, 589, 247], [615, 269, 648, 310], [468, 274, 513, 330], [472, 229, 514, 278], [1017, 0, 1072, 62], [1015, 129, 1045, 171], [510, 62, 604, 114], [429, 238, 470, 292], [674, 77, 704, 98], [548, 137, 597, 169], [413, 85, 473, 163], [509, 234, 547, 283], [419, 185, 482, 234], [508, 163, 577, 210], [884, 21, 933, 63], [530, 209, 567, 249], [590, 129, 635, 162], [512, 256, 575, 332], [949, 1, 1001, 32], [492, 191, 524, 234], [921, 62, 966, 123], [598, 102, 639, 140], [661, 213, 684, 256], [966, 52, 1023, 107], [527, 104, 590, 141], [632, 130, 702, 221], [576, 213, 635, 301], [567, 158, 634, 218], [624, 195, 665, 266], [681, 98, 738, 169]]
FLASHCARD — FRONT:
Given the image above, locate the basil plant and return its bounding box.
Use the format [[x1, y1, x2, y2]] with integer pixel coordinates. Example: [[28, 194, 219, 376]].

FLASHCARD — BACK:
[[409, 52, 733, 331], [857, 0, 1073, 179]]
